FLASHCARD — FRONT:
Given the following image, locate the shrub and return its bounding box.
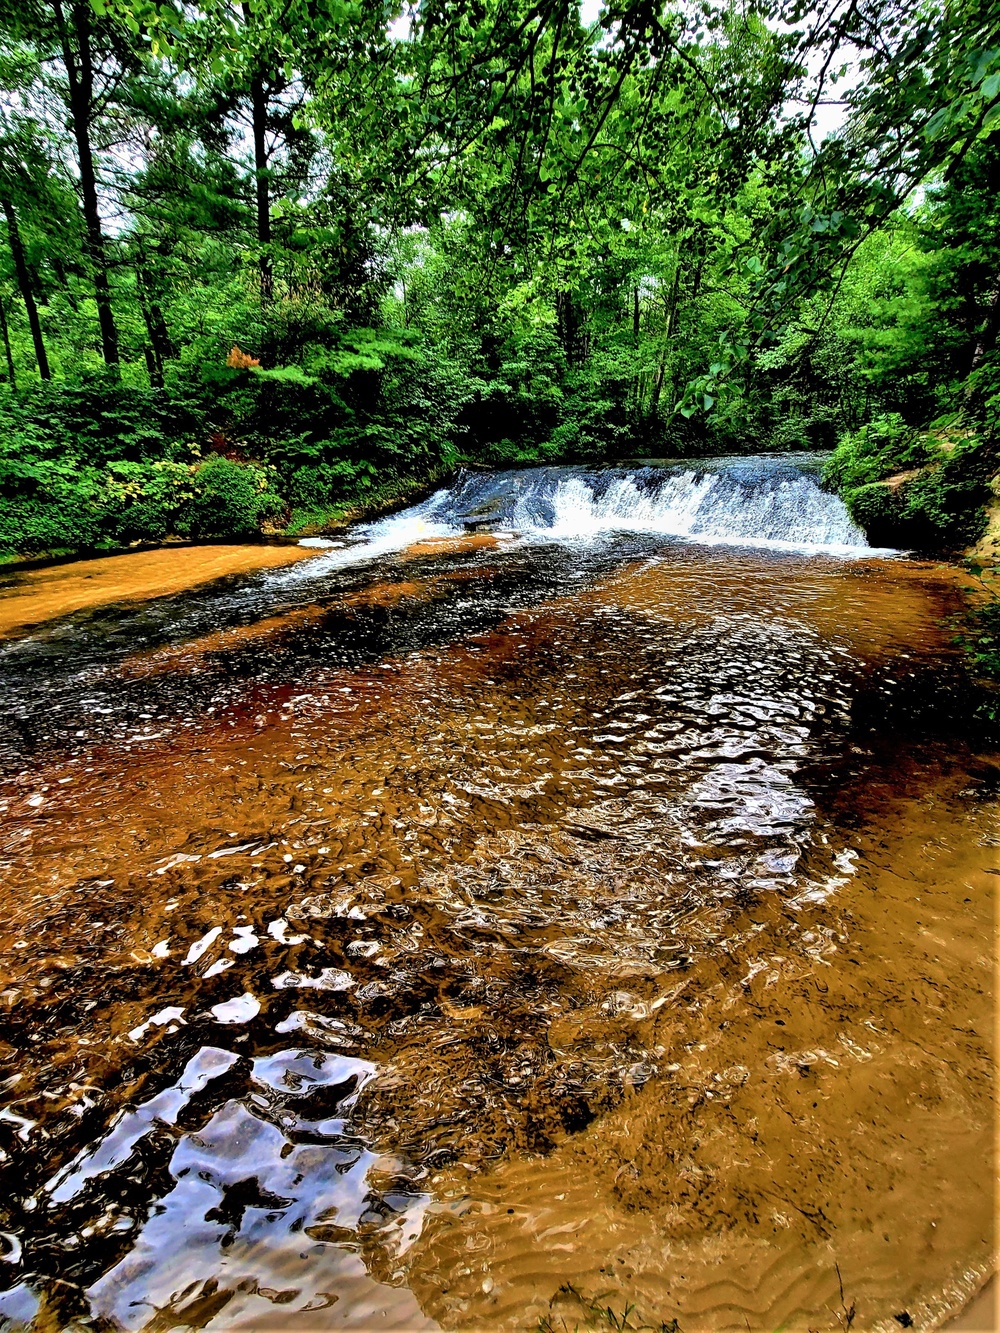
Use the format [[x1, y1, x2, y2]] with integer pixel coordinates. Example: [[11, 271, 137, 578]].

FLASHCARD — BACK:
[[843, 436, 993, 548], [0, 494, 103, 554], [901, 439, 993, 546], [289, 460, 368, 508], [768, 410, 838, 453], [830, 410, 995, 549], [99, 460, 197, 543], [824, 413, 923, 491], [177, 457, 285, 539], [0, 453, 104, 554], [968, 598, 1000, 680], [843, 482, 905, 545]]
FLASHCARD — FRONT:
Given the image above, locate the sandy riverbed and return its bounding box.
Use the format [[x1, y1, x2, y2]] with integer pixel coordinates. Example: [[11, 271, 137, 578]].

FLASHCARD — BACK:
[[0, 544, 323, 639]]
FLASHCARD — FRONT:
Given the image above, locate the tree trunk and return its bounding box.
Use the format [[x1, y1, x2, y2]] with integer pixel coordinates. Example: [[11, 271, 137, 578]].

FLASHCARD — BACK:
[[969, 285, 1000, 381], [50, 254, 80, 312], [134, 244, 174, 384], [649, 262, 682, 419], [148, 300, 174, 364], [648, 353, 667, 419], [0, 293, 16, 389], [2, 199, 50, 379], [556, 289, 574, 365], [247, 61, 272, 303], [53, 0, 120, 366], [137, 295, 163, 387], [556, 289, 588, 366]]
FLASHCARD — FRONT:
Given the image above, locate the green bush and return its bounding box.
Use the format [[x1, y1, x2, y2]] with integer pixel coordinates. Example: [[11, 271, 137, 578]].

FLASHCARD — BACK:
[[901, 439, 993, 546], [177, 456, 285, 538], [829, 410, 995, 549], [0, 494, 103, 554], [99, 460, 197, 543], [767, 409, 838, 453], [0, 450, 104, 554], [289, 459, 372, 508], [843, 482, 904, 545], [842, 435, 993, 548], [968, 598, 1000, 680], [966, 351, 1000, 441], [824, 413, 924, 491], [0, 451, 292, 553]]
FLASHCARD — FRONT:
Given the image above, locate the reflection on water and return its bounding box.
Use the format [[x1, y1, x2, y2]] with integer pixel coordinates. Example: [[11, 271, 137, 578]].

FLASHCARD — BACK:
[[0, 462, 995, 1332]]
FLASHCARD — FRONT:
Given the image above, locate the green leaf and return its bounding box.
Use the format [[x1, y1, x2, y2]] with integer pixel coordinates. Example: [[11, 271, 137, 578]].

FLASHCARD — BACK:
[[924, 106, 951, 139]]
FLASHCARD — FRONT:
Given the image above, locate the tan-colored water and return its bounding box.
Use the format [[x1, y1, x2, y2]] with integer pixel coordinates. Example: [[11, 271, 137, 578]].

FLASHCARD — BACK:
[[402, 535, 500, 560], [0, 544, 321, 639], [0, 539, 994, 1332]]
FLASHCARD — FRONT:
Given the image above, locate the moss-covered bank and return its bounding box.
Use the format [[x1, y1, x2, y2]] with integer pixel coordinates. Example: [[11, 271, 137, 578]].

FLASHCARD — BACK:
[[824, 414, 997, 552]]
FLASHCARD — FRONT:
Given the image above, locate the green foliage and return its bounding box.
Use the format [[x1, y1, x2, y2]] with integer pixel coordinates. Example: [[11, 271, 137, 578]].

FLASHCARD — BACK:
[[100, 459, 196, 542], [0, 377, 294, 551], [967, 598, 1000, 682], [177, 455, 284, 538], [831, 423, 994, 548], [841, 481, 904, 546], [289, 459, 368, 508], [824, 414, 924, 491], [0, 445, 289, 553], [902, 440, 994, 546], [0, 454, 103, 553], [0, 0, 997, 556]]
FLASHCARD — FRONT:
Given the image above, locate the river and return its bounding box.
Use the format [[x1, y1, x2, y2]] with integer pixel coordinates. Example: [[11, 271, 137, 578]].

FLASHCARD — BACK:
[[0, 457, 994, 1332]]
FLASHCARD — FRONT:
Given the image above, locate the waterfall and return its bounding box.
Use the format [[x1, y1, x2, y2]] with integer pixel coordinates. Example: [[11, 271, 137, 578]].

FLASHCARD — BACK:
[[441, 456, 868, 550], [293, 455, 872, 572]]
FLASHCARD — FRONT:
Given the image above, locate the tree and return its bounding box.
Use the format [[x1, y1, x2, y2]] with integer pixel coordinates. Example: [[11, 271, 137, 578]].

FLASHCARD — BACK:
[[0, 0, 137, 364]]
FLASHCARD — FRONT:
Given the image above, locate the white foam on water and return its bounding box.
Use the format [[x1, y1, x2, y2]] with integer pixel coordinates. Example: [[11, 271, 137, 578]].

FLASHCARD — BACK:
[[509, 468, 871, 553], [278, 488, 457, 581], [276, 457, 885, 578]]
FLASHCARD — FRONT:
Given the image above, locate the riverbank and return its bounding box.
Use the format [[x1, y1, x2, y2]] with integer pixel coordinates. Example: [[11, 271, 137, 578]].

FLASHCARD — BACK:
[[824, 417, 996, 553], [1, 467, 445, 566], [0, 469, 453, 640]]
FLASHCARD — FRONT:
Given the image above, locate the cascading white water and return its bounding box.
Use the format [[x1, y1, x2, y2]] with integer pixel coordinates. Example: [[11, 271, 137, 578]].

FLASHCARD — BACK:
[[518, 472, 721, 538], [495, 460, 867, 550], [289, 456, 873, 575]]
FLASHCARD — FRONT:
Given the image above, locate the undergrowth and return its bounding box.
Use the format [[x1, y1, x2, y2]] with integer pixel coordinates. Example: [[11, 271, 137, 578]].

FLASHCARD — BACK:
[[959, 560, 1000, 712], [824, 414, 995, 549], [0, 366, 457, 556]]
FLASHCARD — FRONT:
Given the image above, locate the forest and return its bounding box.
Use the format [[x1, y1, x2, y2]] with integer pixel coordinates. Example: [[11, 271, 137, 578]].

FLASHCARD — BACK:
[[0, 0, 998, 556]]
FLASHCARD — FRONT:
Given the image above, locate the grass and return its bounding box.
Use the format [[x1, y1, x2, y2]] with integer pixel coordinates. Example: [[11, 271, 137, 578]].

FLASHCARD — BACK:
[[536, 1284, 681, 1333]]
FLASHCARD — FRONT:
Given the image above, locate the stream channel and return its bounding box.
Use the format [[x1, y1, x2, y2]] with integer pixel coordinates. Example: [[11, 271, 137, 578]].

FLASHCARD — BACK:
[[0, 455, 995, 1332]]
